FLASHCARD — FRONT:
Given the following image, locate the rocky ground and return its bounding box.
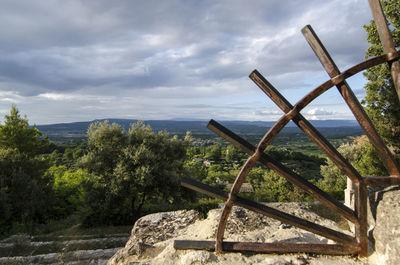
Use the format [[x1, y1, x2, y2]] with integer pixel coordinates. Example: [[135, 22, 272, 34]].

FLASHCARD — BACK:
[[2, 187, 398, 264], [108, 203, 371, 265], [0, 232, 129, 264]]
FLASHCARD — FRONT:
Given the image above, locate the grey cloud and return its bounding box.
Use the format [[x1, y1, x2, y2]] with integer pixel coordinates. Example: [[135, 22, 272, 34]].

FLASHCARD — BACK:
[[0, 0, 376, 123]]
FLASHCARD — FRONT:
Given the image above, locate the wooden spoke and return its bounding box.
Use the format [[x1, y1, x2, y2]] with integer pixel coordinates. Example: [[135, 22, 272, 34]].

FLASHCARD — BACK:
[[181, 178, 357, 246], [174, 240, 358, 255], [250, 70, 362, 184], [302, 25, 400, 177], [368, 0, 400, 101], [207, 120, 358, 224]]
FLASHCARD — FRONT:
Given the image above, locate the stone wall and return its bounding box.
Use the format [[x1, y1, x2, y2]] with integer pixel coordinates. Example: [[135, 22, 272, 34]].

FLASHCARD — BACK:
[[367, 186, 400, 265]]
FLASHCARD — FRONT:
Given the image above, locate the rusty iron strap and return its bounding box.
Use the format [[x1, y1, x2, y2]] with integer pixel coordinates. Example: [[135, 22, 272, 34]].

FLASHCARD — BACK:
[[368, 0, 400, 102], [214, 113, 295, 252], [249, 52, 398, 136], [250, 70, 362, 184], [302, 25, 400, 177], [215, 150, 260, 252], [214, 98, 321, 252], [207, 119, 358, 225], [353, 183, 368, 256], [174, 240, 358, 255], [362, 176, 400, 186], [181, 177, 357, 247]]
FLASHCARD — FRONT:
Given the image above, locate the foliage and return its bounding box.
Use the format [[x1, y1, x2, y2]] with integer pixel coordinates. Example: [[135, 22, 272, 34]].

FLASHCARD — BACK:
[[363, 0, 400, 154], [0, 106, 52, 235], [0, 105, 49, 157], [318, 143, 361, 199], [79, 121, 188, 226], [184, 160, 207, 181], [264, 146, 326, 181], [318, 137, 388, 200], [204, 144, 222, 161], [252, 169, 308, 202], [225, 145, 245, 163], [48, 165, 91, 218]]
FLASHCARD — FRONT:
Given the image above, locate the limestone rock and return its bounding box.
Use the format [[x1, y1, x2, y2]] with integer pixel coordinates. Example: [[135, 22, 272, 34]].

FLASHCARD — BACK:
[[108, 210, 199, 265], [368, 186, 400, 265], [108, 204, 369, 265]]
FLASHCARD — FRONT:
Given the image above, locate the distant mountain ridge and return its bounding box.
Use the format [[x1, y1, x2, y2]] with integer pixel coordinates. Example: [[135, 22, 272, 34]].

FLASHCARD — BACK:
[[35, 119, 360, 138], [36, 118, 359, 131]]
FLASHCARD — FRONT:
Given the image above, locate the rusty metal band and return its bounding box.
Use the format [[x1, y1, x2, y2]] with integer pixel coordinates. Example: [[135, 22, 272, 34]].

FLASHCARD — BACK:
[[182, 177, 357, 247], [247, 51, 399, 156], [362, 176, 400, 186], [215, 150, 261, 252], [302, 25, 400, 177], [175, 240, 358, 255], [207, 120, 358, 224], [250, 70, 362, 183]]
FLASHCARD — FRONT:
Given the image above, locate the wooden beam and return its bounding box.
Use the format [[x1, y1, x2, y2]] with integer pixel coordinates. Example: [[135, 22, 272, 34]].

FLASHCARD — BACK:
[[174, 240, 358, 255], [362, 176, 400, 186], [302, 25, 400, 177], [354, 183, 368, 257], [368, 0, 400, 102], [181, 177, 357, 247], [250, 70, 362, 184]]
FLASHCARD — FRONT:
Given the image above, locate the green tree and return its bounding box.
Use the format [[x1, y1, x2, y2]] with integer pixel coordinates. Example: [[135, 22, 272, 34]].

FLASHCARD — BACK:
[[184, 160, 207, 181], [253, 170, 307, 202], [80, 121, 188, 225], [0, 106, 52, 234], [318, 138, 387, 199], [204, 144, 222, 161], [48, 165, 91, 217], [363, 0, 400, 154], [0, 105, 48, 157], [225, 145, 245, 163]]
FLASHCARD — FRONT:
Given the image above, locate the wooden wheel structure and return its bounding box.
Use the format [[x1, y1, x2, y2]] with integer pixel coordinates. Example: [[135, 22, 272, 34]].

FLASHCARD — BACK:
[[174, 0, 400, 257]]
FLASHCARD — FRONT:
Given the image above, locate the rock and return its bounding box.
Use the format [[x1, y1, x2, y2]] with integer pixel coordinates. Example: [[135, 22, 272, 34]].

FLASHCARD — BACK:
[[180, 251, 211, 265], [108, 210, 199, 265], [368, 186, 400, 265], [279, 223, 292, 229], [108, 204, 369, 265]]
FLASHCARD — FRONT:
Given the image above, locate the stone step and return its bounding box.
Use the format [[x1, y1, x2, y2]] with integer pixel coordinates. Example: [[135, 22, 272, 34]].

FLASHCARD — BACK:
[[0, 247, 121, 265], [0, 237, 128, 257], [31, 233, 130, 242]]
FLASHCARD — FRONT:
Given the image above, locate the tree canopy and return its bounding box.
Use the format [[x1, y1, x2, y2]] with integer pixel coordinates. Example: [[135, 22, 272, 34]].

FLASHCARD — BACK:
[[363, 0, 400, 154], [0, 106, 52, 233], [0, 105, 48, 157], [79, 120, 188, 225]]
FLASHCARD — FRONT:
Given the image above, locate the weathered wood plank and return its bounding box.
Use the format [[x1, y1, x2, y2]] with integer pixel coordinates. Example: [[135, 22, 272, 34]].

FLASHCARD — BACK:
[[207, 120, 358, 224], [181, 177, 357, 246], [250, 70, 362, 184], [368, 0, 400, 102], [354, 183, 368, 257], [302, 25, 400, 177], [174, 240, 358, 255], [362, 176, 400, 186]]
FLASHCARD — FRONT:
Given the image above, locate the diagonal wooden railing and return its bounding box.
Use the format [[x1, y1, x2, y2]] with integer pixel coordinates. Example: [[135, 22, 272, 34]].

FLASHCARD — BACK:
[[174, 0, 400, 257]]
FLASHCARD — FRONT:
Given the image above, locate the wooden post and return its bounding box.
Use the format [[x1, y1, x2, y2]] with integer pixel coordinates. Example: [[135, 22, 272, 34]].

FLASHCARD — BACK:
[[302, 25, 400, 177], [368, 0, 400, 103]]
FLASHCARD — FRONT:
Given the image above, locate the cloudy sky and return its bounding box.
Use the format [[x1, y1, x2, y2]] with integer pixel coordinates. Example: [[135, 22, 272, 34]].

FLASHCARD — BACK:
[[0, 0, 376, 125]]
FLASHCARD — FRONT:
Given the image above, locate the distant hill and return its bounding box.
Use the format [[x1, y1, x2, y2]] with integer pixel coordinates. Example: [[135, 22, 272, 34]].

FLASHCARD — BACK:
[[35, 119, 361, 142]]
